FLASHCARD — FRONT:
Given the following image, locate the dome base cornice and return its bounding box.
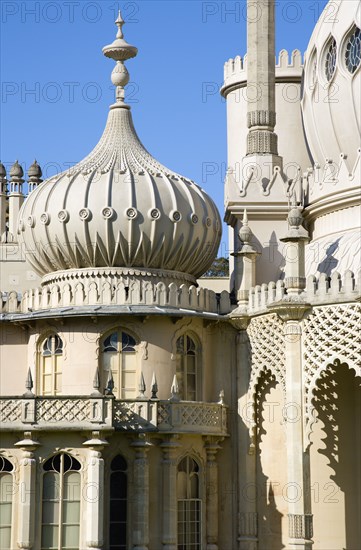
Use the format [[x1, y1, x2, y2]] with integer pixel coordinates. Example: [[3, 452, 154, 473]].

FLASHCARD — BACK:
[[41, 267, 197, 288]]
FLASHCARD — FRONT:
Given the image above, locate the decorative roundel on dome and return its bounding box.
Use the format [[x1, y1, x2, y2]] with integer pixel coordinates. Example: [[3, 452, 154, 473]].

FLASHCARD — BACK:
[[102, 207, 115, 220], [170, 210, 182, 223], [345, 27, 361, 73], [205, 217, 212, 228], [27, 215, 35, 228], [58, 210, 69, 223], [325, 37, 337, 81], [79, 208, 92, 221], [149, 208, 161, 220], [126, 207, 138, 220], [40, 212, 50, 225]]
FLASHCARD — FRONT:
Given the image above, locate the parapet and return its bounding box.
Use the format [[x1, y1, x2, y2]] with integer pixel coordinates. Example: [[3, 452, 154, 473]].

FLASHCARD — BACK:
[[0, 276, 232, 317], [221, 49, 304, 97]]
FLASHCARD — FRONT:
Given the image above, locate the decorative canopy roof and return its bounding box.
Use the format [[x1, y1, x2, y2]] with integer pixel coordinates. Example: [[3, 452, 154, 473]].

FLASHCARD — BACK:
[[19, 12, 221, 280]]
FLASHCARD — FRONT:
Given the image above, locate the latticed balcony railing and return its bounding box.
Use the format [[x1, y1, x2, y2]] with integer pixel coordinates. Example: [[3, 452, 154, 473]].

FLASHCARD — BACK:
[[0, 396, 228, 436]]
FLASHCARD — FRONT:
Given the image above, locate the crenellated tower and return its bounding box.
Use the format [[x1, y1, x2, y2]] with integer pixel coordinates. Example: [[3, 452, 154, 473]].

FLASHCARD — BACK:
[[222, 0, 312, 288]]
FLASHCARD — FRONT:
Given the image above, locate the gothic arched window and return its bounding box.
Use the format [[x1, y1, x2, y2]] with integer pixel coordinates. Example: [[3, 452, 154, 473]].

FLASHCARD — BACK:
[[41, 453, 81, 550], [177, 456, 202, 550], [101, 331, 137, 398], [39, 334, 63, 395], [109, 455, 127, 550], [176, 335, 200, 401], [0, 457, 13, 550], [345, 27, 361, 73], [325, 37, 337, 81]]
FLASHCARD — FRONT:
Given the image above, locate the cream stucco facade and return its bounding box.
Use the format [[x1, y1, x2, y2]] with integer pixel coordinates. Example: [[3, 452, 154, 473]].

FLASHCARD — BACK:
[[0, 1, 360, 550]]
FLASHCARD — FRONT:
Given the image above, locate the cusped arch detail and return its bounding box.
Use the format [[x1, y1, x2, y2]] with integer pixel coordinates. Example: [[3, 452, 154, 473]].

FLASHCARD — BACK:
[[304, 355, 361, 450]]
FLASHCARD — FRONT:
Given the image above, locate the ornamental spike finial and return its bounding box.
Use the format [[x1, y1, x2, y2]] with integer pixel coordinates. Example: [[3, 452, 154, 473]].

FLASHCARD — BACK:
[[151, 372, 158, 399], [105, 369, 115, 396], [23, 367, 34, 397], [102, 10, 138, 109], [137, 372, 147, 400], [169, 374, 180, 402]]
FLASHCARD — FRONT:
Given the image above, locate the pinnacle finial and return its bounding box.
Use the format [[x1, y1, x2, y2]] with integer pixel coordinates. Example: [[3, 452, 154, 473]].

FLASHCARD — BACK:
[[115, 10, 124, 39], [137, 372, 147, 399], [105, 369, 115, 396], [238, 209, 253, 245], [23, 367, 34, 397], [169, 374, 180, 402], [151, 372, 158, 399], [102, 11, 138, 109]]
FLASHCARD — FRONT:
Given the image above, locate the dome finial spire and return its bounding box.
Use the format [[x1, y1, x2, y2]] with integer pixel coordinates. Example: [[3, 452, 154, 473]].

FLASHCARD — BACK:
[[115, 10, 124, 38], [102, 9, 138, 109]]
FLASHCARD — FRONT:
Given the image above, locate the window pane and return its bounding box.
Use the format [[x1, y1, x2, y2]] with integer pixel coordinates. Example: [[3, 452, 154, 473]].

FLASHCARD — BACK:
[[110, 472, 127, 498], [0, 526, 11, 549], [63, 501, 80, 524], [121, 332, 136, 351], [43, 473, 60, 500], [42, 501, 59, 523], [43, 357, 52, 375], [0, 474, 13, 502], [62, 525, 79, 547], [41, 525, 58, 549], [64, 472, 81, 500], [111, 455, 127, 472], [123, 372, 136, 390], [187, 356, 196, 374], [0, 502, 12, 525]]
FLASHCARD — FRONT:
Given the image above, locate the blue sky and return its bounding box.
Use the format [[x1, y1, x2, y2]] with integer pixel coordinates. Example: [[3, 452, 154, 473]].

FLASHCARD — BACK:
[[1, 0, 328, 255]]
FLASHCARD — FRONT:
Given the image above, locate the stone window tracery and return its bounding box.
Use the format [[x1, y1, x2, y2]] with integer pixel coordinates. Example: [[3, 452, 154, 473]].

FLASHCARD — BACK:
[[325, 38, 337, 81], [176, 335, 200, 401], [109, 455, 127, 550], [41, 453, 81, 550], [39, 335, 63, 396], [102, 331, 137, 398], [0, 457, 13, 550], [177, 456, 202, 550], [345, 27, 361, 73]]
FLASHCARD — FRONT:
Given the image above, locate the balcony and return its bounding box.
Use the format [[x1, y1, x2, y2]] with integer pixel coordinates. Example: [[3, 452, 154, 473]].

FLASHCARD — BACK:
[[0, 396, 228, 436]]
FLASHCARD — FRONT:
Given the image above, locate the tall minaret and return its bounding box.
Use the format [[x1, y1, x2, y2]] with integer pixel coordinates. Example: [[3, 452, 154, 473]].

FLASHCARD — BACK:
[[223, 0, 296, 287], [246, 0, 279, 159]]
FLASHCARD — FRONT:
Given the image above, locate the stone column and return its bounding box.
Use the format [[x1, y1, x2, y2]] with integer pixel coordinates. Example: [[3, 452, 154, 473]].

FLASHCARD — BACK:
[[83, 432, 108, 549], [131, 434, 152, 550], [284, 317, 313, 550], [160, 435, 181, 550], [233, 326, 258, 550], [204, 437, 222, 550], [15, 432, 39, 549], [272, 302, 312, 550]]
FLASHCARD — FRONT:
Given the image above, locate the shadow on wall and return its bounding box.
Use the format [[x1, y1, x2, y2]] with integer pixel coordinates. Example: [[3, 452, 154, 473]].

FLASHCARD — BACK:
[[256, 370, 285, 550], [316, 238, 341, 276], [312, 359, 361, 549]]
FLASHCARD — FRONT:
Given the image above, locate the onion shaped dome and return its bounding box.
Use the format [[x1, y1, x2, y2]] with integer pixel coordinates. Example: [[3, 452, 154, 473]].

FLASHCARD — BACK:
[[18, 13, 221, 282], [301, 0, 361, 169]]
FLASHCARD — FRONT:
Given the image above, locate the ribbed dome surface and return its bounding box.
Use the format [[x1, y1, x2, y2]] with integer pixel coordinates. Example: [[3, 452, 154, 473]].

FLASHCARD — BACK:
[[302, 0, 361, 169], [18, 106, 221, 278]]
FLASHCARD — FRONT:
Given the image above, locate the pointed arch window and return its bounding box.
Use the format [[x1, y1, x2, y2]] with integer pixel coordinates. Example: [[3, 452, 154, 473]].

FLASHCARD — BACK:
[[102, 331, 137, 398], [39, 335, 63, 395], [41, 453, 81, 550], [109, 455, 127, 550], [345, 27, 361, 73], [177, 456, 202, 550], [176, 335, 200, 401], [325, 37, 337, 81], [0, 457, 13, 550]]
